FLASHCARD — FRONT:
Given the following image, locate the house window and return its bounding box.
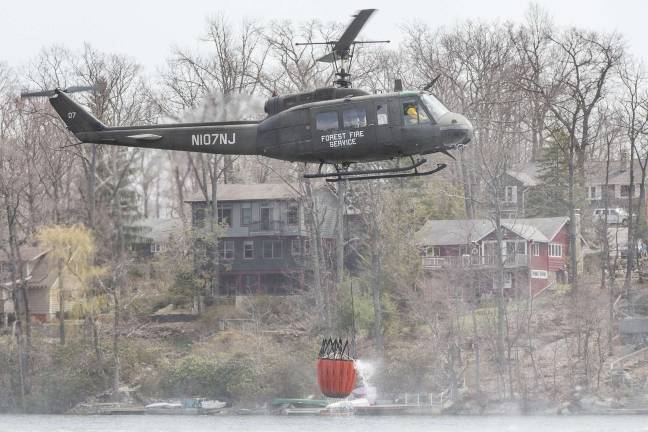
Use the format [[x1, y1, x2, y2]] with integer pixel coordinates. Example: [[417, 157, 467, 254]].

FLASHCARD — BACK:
[[531, 243, 540, 256], [342, 107, 367, 128], [260, 206, 272, 230], [423, 246, 441, 257], [241, 206, 252, 226], [291, 239, 301, 256], [194, 240, 207, 259], [218, 205, 232, 225], [531, 270, 548, 279], [604, 185, 615, 199], [549, 243, 562, 257], [287, 203, 299, 226], [150, 243, 165, 253], [504, 185, 517, 203], [243, 240, 254, 259], [494, 272, 513, 289], [194, 207, 206, 228], [588, 186, 597, 200], [515, 241, 527, 255], [0, 262, 12, 275], [242, 274, 258, 293], [303, 238, 311, 255], [316, 111, 339, 131], [263, 240, 283, 259], [621, 185, 631, 198], [218, 240, 235, 260], [377, 104, 388, 125], [483, 241, 497, 257]]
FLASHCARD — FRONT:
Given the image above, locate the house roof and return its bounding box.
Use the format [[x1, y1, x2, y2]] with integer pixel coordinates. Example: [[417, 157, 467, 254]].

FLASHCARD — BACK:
[[507, 163, 540, 187], [415, 216, 569, 246], [500, 221, 548, 242], [131, 218, 184, 243], [508, 160, 642, 187], [508, 217, 569, 241], [185, 183, 301, 203], [0, 244, 48, 263], [586, 160, 642, 185], [415, 219, 495, 246], [0, 246, 52, 289]]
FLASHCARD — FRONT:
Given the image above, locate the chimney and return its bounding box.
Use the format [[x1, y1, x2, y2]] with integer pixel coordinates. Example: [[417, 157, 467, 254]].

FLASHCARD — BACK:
[[620, 149, 629, 172]]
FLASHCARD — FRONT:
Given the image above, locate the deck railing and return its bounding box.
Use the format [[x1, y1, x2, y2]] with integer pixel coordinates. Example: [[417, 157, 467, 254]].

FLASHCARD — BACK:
[[248, 220, 285, 234], [421, 254, 529, 270]]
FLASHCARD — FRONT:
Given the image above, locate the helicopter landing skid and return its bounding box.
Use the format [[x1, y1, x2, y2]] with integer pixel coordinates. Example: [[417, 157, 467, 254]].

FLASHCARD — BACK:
[[303, 158, 447, 182]]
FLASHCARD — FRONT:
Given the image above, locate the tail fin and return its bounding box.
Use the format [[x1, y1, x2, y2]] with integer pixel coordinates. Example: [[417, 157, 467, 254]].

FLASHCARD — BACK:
[[49, 89, 105, 133]]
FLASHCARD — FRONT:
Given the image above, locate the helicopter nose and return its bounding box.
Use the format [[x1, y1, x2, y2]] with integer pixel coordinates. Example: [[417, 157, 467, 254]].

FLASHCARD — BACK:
[[438, 112, 473, 148]]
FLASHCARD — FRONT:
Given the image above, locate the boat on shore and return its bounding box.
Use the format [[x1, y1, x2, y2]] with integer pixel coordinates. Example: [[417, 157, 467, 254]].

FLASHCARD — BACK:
[[145, 399, 226, 415]]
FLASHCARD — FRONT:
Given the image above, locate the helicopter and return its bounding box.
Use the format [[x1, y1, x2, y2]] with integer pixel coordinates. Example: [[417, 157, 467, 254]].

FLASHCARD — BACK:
[[23, 9, 473, 182]]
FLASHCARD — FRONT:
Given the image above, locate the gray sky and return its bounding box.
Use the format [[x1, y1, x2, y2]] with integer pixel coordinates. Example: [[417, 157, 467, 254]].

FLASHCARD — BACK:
[[1, 0, 646, 74]]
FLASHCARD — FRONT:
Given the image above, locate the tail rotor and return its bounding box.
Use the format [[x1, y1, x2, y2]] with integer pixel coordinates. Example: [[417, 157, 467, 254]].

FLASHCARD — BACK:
[[20, 83, 104, 99]]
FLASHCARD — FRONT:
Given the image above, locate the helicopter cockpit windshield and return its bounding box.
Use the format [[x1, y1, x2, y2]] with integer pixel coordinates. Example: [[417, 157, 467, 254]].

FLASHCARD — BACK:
[[421, 93, 449, 121]]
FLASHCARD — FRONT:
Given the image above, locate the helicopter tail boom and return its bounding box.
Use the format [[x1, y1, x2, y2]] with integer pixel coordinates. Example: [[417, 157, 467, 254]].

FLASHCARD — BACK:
[[49, 89, 259, 155]]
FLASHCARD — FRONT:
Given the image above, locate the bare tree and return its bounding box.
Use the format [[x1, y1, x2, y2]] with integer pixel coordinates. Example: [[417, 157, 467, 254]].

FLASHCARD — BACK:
[[618, 60, 648, 298], [0, 63, 31, 407], [518, 22, 623, 290]]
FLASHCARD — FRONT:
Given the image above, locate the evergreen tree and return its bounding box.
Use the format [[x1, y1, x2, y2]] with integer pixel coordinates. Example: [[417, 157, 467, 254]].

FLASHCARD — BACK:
[[526, 134, 575, 217]]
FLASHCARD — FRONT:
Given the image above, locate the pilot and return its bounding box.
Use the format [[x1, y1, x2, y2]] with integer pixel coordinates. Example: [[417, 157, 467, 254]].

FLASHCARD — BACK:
[[404, 104, 419, 125]]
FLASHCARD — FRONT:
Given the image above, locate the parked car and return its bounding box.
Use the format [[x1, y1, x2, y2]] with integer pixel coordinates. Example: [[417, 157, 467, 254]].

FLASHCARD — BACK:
[[593, 207, 630, 225]]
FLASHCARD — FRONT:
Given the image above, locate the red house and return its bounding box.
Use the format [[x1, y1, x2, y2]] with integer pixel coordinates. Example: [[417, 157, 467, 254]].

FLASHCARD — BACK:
[[415, 217, 578, 296]]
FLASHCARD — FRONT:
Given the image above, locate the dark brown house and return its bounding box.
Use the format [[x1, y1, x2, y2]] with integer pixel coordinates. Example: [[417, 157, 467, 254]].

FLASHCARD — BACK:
[[186, 183, 338, 296]]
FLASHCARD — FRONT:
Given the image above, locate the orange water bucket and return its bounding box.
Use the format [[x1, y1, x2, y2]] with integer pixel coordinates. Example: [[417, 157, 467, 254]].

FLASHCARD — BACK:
[[316, 358, 356, 398]]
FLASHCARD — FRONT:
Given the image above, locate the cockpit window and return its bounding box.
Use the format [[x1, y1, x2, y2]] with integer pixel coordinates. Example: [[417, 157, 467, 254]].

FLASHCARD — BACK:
[[402, 100, 430, 126], [421, 94, 449, 121]]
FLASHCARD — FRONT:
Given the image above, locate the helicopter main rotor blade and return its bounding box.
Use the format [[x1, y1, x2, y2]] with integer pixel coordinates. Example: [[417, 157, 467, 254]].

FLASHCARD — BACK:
[[333, 9, 376, 55], [317, 52, 336, 63], [316, 8, 376, 63]]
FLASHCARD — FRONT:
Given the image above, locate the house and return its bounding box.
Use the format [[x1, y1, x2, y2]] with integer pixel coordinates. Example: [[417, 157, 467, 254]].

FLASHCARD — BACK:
[[500, 163, 540, 218], [415, 216, 579, 296], [502, 160, 648, 218], [130, 217, 184, 258], [584, 160, 647, 212], [605, 227, 647, 260], [0, 245, 79, 324], [185, 183, 338, 296]]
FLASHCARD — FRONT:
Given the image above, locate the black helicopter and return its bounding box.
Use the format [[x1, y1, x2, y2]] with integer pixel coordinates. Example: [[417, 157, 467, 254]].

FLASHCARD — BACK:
[[23, 9, 473, 181]]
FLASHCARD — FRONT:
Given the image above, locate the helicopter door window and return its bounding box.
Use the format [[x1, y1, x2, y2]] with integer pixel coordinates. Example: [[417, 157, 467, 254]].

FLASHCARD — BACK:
[[402, 100, 430, 126], [316, 111, 339, 131], [342, 107, 367, 128], [376, 104, 388, 125]]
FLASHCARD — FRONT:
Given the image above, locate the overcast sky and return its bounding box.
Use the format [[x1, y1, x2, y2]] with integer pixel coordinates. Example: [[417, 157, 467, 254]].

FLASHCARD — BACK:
[[1, 0, 646, 75]]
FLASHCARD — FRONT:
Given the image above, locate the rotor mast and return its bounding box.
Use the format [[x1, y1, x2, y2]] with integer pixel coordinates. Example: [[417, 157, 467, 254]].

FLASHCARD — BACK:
[[296, 9, 388, 89]]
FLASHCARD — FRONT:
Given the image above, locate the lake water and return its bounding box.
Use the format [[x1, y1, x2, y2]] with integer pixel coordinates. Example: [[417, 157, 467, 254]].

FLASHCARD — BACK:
[[1, 415, 648, 432]]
